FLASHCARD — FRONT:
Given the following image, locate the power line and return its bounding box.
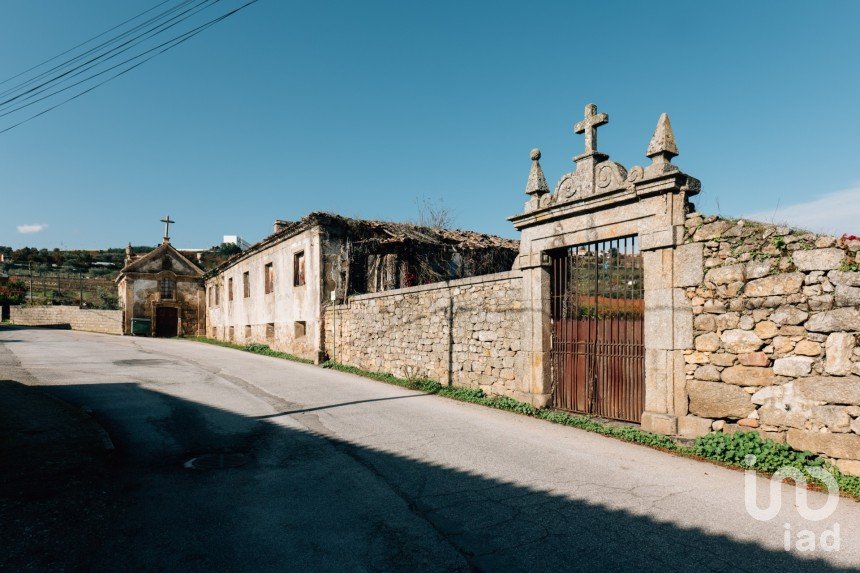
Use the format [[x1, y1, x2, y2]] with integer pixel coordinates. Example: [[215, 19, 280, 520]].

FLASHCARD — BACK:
[[0, 0, 219, 114], [0, 0, 217, 109], [0, 0, 259, 136], [0, 0, 180, 88], [0, 1, 199, 100]]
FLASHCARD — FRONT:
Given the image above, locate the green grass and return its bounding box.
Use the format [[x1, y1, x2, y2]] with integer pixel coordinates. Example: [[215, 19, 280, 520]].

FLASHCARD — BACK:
[[320, 362, 692, 454], [185, 338, 860, 499], [183, 336, 314, 364]]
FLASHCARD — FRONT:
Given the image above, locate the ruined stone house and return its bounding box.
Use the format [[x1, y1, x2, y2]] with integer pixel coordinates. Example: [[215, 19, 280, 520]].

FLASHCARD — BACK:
[[203, 212, 518, 361]]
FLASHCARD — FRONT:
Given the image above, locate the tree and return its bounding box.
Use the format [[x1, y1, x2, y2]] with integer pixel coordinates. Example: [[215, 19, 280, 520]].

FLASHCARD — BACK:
[[0, 278, 26, 305], [218, 243, 242, 256]]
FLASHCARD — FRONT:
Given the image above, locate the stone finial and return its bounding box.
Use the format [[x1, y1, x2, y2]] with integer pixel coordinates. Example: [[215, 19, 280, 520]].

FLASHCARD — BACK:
[[574, 103, 609, 156], [525, 148, 549, 196], [646, 113, 679, 161]]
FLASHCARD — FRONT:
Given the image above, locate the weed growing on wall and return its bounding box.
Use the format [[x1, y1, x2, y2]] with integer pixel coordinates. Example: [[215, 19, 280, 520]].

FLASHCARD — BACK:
[[694, 432, 860, 498], [694, 431, 822, 473]]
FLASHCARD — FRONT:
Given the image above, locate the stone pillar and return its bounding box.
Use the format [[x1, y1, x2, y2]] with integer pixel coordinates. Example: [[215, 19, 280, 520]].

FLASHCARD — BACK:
[[640, 245, 694, 434], [518, 256, 552, 407]]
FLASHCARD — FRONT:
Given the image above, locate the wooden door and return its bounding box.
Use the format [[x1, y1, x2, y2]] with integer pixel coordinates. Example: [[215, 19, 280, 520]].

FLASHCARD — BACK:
[[155, 306, 178, 338]]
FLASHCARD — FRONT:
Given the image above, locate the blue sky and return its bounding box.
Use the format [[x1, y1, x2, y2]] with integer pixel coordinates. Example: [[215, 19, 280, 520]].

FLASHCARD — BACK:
[[2, 0, 860, 249]]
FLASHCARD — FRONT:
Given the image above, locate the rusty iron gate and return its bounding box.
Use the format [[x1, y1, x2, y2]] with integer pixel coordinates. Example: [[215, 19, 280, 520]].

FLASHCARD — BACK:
[[550, 236, 645, 423]]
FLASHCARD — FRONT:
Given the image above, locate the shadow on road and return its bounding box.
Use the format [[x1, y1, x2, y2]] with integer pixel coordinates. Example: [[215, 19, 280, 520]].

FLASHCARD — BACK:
[[1, 378, 848, 572], [253, 393, 432, 419]]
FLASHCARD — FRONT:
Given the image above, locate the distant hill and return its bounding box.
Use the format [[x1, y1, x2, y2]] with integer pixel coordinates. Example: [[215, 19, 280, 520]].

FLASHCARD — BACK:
[[0, 244, 240, 278]]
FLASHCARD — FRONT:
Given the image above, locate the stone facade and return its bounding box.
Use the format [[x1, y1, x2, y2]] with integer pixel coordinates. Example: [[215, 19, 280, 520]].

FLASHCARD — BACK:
[[11, 305, 123, 335], [116, 240, 205, 337], [324, 272, 525, 398], [206, 226, 323, 359], [204, 213, 518, 362], [680, 216, 860, 472]]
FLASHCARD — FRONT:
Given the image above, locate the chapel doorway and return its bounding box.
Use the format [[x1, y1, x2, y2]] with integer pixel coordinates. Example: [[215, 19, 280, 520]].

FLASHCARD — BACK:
[[155, 306, 179, 338], [549, 236, 645, 423]]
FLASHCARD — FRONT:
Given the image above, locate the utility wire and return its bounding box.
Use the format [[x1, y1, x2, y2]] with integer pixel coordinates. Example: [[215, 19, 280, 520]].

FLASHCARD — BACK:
[[0, 0, 218, 109], [0, 0, 259, 136], [0, 0, 219, 114], [0, 0, 180, 88], [0, 2, 219, 119], [0, 1, 198, 99]]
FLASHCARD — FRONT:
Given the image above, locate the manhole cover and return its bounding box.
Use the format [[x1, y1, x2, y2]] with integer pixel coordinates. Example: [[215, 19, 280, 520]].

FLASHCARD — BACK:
[[183, 453, 249, 470]]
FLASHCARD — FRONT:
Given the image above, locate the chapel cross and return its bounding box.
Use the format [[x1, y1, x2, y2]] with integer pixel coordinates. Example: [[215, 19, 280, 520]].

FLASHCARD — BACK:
[[161, 215, 175, 242], [574, 103, 609, 156]]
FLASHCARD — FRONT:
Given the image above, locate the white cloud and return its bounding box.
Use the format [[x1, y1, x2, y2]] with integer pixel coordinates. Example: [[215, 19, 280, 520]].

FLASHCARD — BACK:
[[17, 223, 48, 234], [744, 188, 860, 236]]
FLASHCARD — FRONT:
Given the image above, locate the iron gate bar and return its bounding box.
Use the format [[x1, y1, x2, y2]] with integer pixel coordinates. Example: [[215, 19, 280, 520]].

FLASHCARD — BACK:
[[549, 236, 644, 423]]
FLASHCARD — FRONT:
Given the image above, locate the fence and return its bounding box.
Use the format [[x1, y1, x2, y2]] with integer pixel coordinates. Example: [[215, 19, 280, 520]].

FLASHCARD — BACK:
[[6, 270, 118, 309]]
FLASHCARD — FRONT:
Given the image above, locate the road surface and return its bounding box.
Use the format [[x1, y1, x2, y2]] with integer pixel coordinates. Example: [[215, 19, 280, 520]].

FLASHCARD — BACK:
[[1, 327, 858, 571]]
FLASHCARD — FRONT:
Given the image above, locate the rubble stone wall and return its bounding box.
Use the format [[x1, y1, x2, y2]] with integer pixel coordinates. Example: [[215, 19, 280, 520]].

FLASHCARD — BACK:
[[681, 213, 860, 474], [323, 271, 525, 399], [11, 305, 123, 335]]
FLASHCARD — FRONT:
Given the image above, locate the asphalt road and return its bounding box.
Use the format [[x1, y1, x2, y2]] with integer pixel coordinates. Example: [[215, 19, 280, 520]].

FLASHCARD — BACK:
[[2, 327, 858, 571]]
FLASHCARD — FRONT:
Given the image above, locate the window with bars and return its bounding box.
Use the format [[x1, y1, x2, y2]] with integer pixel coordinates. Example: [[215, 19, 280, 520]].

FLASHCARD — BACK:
[[228, 277, 234, 301], [243, 271, 250, 298], [160, 278, 174, 299]]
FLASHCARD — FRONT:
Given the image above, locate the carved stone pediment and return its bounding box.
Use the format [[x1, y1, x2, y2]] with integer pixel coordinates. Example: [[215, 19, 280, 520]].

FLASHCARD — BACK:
[[517, 104, 699, 219], [535, 159, 629, 211]]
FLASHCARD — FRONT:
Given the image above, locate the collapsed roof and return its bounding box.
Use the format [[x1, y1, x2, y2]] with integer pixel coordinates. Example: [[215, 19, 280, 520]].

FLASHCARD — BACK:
[[208, 211, 519, 277]]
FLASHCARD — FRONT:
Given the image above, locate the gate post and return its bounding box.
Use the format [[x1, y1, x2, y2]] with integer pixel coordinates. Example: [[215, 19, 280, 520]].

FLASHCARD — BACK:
[[517, 252, 552, 407], [510, 105, 701, 433]]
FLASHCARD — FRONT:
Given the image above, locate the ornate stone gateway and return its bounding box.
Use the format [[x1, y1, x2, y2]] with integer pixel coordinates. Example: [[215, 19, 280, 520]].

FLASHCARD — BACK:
[[549, 236, 645, 422], [510, 104, 701, 434]]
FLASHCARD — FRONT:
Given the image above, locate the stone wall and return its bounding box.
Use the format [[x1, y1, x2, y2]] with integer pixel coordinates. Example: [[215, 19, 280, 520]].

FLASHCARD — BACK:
[[681, 213, 860, 474], [11, 305, 123, 335], [324, 271, 525, 399]]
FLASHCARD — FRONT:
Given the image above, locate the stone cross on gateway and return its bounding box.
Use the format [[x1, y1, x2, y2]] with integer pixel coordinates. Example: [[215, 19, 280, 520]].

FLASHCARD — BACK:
[[573, 103, 609, 158]]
